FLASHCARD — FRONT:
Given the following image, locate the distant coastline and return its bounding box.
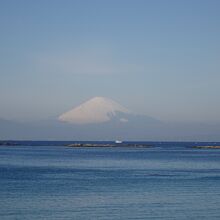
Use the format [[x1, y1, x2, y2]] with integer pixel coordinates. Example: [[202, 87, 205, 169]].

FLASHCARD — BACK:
[[1, 141, 220, 149], [65, 143, 152, 148], [193, 145, 220, 149]]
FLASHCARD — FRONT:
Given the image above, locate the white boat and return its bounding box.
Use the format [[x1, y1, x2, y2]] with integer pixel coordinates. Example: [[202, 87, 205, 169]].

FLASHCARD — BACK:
[[115, 140, 123, 144]]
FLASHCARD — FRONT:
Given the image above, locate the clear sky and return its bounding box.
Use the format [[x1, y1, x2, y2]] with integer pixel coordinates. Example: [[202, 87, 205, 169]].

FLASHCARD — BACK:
[[0, 0, 220, 122]]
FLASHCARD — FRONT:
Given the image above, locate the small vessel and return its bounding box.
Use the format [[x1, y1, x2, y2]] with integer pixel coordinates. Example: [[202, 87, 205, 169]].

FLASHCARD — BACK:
[[115, 140, 123, 144]]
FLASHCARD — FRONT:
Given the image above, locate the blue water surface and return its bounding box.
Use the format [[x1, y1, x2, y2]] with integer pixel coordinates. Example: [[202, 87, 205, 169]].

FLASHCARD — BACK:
[[0, 142, 220, 220]]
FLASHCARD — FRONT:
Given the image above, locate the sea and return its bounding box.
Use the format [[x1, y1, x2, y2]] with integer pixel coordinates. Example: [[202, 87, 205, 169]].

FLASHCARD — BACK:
[[0, 141, 220, 220]]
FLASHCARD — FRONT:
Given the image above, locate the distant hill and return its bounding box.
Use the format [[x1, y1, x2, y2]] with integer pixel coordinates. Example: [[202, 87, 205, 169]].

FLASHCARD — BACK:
[[0, 118, 30, 140]]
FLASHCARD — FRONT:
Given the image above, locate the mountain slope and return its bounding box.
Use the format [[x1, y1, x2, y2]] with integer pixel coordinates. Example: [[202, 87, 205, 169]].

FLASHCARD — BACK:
[[59, 97, 131, 124]]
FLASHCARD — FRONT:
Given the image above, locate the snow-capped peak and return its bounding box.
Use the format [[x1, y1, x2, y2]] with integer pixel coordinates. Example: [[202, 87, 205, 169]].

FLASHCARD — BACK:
[[58, 96, 131, 124]]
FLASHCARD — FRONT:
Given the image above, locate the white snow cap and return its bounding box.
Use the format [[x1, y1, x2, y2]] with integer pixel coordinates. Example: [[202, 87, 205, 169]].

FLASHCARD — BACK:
[[58, 96, 131, 124]]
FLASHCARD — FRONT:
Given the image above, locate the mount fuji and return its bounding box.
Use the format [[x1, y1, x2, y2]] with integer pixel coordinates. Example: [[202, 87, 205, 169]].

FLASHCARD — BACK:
[[58, 96, 157, 125]]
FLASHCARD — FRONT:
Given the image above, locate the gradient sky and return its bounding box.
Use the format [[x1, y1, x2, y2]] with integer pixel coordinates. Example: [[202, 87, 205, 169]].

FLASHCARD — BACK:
[[0, 0, 220, 122]]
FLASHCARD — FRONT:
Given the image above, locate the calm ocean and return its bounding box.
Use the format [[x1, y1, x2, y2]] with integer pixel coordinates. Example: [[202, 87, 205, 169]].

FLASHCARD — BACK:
[[0, 142, 220, 220]]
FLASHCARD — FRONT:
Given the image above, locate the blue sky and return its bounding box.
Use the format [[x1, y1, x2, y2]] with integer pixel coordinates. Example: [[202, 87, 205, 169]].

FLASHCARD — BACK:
[[0, 0, 220, 122]]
